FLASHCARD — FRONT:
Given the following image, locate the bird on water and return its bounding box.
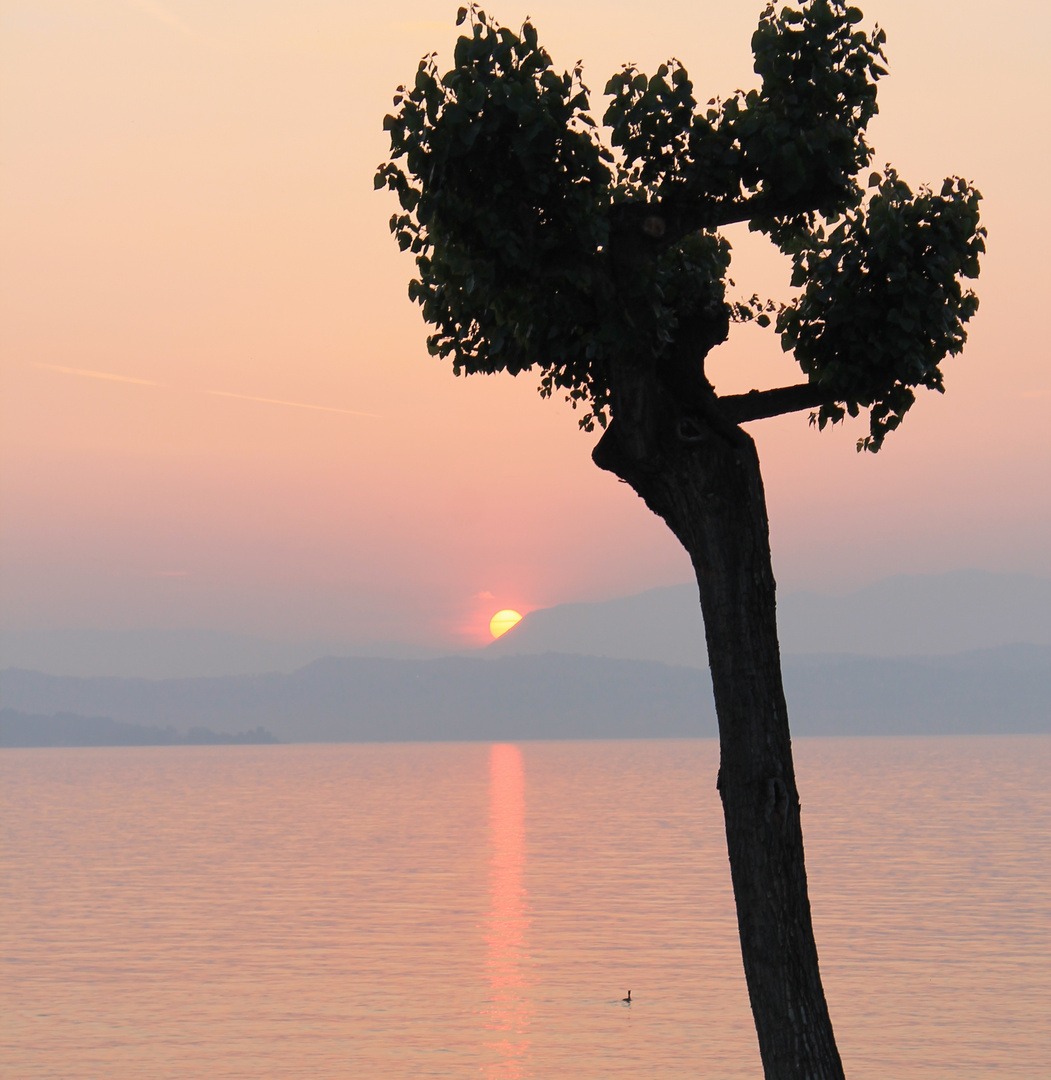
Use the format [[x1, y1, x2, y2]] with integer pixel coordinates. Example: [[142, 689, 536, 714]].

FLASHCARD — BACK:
[[622, 990, 632, 1003]]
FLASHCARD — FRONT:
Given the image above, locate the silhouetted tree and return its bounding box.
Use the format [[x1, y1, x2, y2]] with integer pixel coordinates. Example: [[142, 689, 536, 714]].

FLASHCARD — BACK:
[[377, 3, 983, 1076]]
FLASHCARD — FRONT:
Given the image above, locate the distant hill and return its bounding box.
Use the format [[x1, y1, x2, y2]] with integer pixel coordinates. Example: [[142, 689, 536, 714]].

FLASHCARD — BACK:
[[0, 709, 278, 748], [4, 571, 1047, 680], [0, 656, 718, 743], [2, 646, 1047, 744], [487, 570, 1051, 667], [780, 644, 1050, 735], [0, 628, 446, 680]]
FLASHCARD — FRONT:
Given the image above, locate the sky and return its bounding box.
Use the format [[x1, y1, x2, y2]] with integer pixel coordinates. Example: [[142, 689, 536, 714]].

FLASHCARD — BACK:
[[1, 0, 1048, 648]]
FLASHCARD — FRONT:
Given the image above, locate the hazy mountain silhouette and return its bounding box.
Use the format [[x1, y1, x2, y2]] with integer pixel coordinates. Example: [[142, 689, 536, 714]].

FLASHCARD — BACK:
[[1, 656, 717, 742], [0, 709, 277, 747], [2, 645, 1047, 744], [3, 571, 1047, 680], [0, 628, 451, 680], [3, 571, 1048, 744], [487, 570, 1051, 666]]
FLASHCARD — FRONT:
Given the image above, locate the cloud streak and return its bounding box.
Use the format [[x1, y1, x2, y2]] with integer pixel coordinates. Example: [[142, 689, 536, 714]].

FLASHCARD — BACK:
[[34, 362, 379, 418], [36, 363, 163, 387]]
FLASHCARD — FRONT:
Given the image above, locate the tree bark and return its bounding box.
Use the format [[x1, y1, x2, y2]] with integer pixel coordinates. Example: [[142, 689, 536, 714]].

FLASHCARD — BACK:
[[593, 382, 844, 1080]]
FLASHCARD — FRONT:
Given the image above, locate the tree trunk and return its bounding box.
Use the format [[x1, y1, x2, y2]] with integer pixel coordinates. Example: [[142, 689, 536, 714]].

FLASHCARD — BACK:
[[593, 392, 844, 1080]]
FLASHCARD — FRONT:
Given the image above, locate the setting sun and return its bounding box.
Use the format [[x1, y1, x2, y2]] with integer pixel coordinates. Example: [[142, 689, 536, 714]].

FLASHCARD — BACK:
[[489, 609, 523, 639]]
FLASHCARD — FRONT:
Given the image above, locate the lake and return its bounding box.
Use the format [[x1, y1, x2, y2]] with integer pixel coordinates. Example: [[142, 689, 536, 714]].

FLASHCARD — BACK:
[[2, 736, 1048, 1078]]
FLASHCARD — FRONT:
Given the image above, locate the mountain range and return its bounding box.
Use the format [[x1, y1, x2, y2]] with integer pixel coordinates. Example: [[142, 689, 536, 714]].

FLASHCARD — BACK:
[[487, 570, 1051, 666], [3, 570, 1047, 679], [2, 571, 1047, 745], [2, 644, 1047, 745]]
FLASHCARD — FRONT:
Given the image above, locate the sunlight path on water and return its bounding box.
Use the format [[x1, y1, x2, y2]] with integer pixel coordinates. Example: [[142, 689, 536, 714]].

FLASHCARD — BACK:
[[484, 744, 531, 1077]]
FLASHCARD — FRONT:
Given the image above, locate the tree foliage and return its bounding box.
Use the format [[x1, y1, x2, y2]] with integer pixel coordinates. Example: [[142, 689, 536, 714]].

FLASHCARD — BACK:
[[376, 1, 984, 451]]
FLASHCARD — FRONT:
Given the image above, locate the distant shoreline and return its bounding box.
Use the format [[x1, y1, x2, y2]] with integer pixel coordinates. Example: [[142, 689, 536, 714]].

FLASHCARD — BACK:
[[0, 709, 278, 748], [3, 728, 1049, 750]]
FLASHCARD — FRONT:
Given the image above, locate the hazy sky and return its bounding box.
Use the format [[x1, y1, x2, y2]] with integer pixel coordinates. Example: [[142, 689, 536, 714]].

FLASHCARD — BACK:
[[1, 0, 1048, 647]]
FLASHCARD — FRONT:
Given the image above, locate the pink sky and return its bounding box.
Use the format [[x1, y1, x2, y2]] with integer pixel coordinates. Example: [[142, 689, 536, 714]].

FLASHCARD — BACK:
[[1, 0, 1048, 647]]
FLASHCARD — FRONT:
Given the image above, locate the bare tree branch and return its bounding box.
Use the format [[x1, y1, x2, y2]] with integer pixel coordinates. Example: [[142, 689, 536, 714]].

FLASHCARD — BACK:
[[718, 383, 827, 424]]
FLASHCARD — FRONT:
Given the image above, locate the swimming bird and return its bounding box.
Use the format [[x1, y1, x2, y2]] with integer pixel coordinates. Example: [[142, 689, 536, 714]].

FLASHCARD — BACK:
[[622, 990, 631, 1003]]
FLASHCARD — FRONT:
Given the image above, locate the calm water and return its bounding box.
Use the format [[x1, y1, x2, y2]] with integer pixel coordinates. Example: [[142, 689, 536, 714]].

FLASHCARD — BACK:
[[2, 737, 1048, 1078]]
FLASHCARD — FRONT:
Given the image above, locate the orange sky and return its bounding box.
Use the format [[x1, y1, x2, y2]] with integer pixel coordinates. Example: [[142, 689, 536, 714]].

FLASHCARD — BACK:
[[1, 0, 1048, 647]]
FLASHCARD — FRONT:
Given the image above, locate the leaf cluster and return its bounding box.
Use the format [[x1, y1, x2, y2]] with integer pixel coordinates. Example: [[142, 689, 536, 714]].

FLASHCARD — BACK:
[[376, 9, 616, 427], [779, 170, 985, 449], [377, 2, 984, 449], [603, 0, 886, 211]]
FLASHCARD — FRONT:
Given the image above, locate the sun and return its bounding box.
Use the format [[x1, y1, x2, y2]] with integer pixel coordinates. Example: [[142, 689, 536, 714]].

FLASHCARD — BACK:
[[489, 609, 523, 639]]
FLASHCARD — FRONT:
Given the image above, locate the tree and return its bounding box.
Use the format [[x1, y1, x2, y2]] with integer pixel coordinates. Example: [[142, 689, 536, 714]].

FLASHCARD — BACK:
[[376, 3, 984, 1076]]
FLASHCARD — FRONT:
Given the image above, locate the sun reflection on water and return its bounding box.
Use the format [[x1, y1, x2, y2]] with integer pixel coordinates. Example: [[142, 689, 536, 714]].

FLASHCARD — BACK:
[[484, 743, 532, 1078]]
